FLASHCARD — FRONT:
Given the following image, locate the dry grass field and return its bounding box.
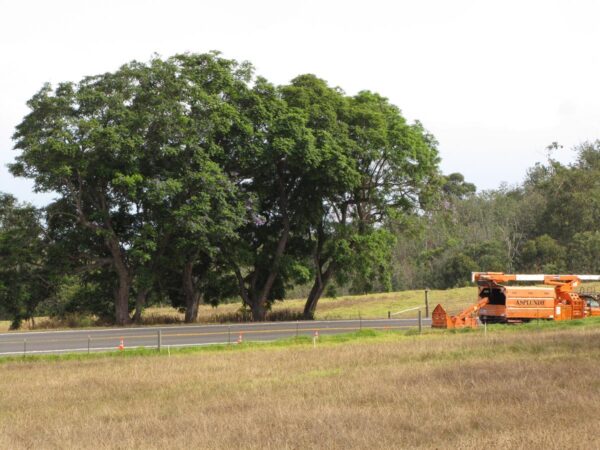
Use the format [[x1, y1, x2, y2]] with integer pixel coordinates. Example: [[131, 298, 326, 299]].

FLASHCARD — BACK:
[[2, 324, 600, 449], [5, 280, 599, 332], [140, 285, 477, 324], [0, 285, 480, 332]]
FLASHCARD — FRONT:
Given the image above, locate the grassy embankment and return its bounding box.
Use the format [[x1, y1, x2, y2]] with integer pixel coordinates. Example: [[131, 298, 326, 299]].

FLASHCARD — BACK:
[[3, 281, 599, 332], [0, 285, 476, 332], [2, 319, 600, 448]]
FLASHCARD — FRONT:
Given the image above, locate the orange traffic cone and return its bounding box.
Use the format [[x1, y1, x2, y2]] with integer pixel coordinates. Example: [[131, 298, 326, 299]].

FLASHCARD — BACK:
[[237, 332, 243, 344], [118, 337, 124, 351]]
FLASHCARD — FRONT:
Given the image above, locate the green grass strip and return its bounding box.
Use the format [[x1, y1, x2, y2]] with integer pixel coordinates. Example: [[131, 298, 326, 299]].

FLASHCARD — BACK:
[[3, 316, 600, 365]]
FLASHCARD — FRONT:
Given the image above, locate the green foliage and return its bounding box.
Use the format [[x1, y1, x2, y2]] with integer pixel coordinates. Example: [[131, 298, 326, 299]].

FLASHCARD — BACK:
[[442, 172, 476, 199], [298, 84, 439, 315], [0, 194, 52, 329], [8, 49, 600, 325], [520, 234, 567, 273], [529, 141, 600, 242], [345, 230, 397, 294], [569, 231, 600, 272], [11, 52, 254, 324], [440, 253, 478, 288], [392, 141, 600, 289]]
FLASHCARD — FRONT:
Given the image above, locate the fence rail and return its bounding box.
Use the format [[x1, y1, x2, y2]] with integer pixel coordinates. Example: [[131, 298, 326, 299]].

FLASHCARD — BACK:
[[0, 317, 430, 356]]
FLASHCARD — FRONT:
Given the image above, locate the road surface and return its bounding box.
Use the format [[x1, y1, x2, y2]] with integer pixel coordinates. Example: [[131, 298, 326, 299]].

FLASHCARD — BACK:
[[0, 318, 430, 356]]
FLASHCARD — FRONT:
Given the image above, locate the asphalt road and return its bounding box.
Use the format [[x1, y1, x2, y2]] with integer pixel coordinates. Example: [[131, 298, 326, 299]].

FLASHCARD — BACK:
[[0, 318, 431, 356]]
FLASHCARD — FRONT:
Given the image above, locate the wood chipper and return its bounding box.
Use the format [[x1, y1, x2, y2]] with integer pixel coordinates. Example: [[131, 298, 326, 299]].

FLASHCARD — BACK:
[[431, 272, 600, 329]]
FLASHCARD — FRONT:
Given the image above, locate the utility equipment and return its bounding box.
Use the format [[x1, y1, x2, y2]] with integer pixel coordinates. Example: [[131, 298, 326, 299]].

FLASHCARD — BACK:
[[431, 272, 600, 329]]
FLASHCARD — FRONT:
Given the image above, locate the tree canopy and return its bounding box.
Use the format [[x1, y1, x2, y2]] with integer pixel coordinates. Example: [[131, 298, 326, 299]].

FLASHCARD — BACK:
[[8, 51, 599, 327], [11, 53, 253, 324], [6, 52, 440, 324]]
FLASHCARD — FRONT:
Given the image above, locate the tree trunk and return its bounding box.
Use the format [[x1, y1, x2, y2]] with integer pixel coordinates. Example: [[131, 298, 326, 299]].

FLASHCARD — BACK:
[[132, 288, 150, 324], [252, 162, 290, 321], [114, 276, 131, 326], [9, 318, 21, 331], [251, 300, 267, 322], [106, 236, 131, 326], [303, 282, 324, 319], [183, 260, 201, 323], [185, 298, 200, 323], [256, 220, 289, 307], [303, 262, 335, 319]]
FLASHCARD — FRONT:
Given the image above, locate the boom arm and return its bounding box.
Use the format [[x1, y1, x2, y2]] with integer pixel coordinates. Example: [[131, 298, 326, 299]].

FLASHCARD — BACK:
[[472, 272, 600, 286], [455, 297, 489, 322]]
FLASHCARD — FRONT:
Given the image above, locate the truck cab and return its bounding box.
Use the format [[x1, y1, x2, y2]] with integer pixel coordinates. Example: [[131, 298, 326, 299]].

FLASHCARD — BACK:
[[477, 284, 506, 323]]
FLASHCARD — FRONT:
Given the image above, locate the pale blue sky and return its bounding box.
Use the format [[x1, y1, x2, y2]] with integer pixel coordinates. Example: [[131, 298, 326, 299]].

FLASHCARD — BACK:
[[2, 0, 599, 205]]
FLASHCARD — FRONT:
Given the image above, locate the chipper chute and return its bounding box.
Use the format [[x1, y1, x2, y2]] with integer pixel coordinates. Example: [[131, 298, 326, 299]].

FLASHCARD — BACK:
[[431, 300, 486, 329], [431, 304, 452, 328]]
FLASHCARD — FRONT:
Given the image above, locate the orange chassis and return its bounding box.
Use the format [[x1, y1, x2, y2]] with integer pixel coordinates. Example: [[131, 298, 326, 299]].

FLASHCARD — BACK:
[[432, 272, 600, 329]]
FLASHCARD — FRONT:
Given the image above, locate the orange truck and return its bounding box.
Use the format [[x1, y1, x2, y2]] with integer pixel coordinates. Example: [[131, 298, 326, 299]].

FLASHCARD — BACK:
[[432, 272, 600, 329]]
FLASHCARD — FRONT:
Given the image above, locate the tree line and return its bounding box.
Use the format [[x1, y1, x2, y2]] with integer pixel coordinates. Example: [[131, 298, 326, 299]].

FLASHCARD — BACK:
[[390, 141, 600, 290], [3, 53, 598, 330], [1, 52, 439, 329]]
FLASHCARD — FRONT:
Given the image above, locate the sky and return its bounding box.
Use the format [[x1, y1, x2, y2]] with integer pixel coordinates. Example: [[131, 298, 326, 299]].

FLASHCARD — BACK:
[[1, 0, 600, 206]]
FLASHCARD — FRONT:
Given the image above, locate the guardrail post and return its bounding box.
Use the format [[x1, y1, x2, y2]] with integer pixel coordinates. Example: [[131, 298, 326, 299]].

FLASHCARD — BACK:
[[158, 330, 162, 352], [418, 310, 422, 333], [425, 289, 429, 318]]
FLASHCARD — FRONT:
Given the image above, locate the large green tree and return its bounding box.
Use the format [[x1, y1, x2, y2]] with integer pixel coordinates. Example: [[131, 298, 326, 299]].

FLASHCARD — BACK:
[[11, 53, 252, 325], [302, 90, 439, 317], [222, 77, 321, 320]]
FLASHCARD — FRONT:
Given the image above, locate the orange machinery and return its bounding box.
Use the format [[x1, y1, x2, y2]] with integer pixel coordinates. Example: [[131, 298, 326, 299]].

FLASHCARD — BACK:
[[432, 272, 600, 329]]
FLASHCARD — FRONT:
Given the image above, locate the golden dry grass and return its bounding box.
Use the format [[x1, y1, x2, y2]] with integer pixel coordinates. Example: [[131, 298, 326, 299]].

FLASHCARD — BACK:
[[138, 285, 477, 325], [1, 326, 600, 449], [130, 280, 600, 322], [0, 286, 475, 332], [0, 320, 10, 331], [3, 280, 600, 332]]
